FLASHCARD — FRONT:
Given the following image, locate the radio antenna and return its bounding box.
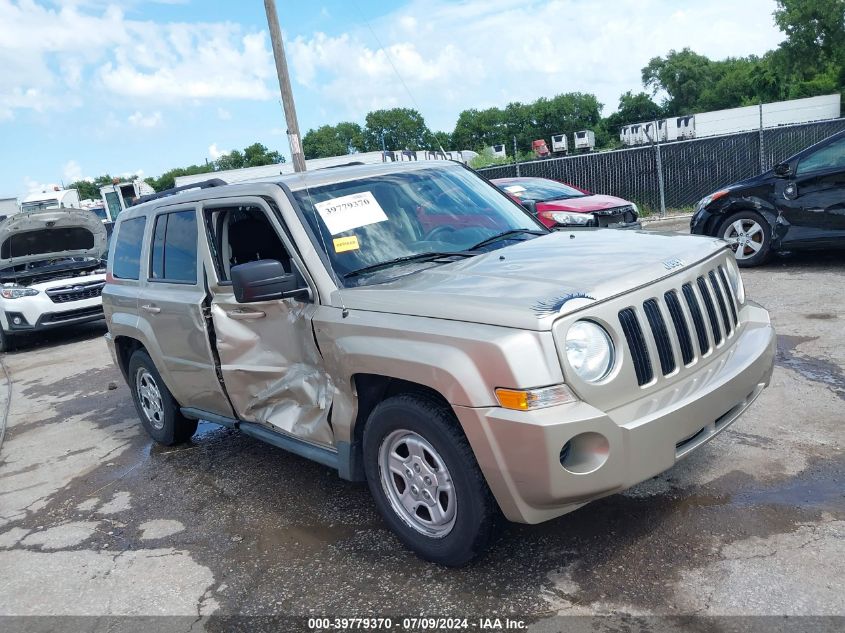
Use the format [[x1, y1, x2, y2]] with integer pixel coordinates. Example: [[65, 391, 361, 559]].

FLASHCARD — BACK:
[[351, 2, 449, 158]]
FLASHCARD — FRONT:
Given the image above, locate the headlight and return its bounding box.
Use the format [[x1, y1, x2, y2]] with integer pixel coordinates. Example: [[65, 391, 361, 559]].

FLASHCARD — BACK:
[[724, 256, 746, 304], [695, 189, 729, 212], [549, 211, 595, 226], [565, 320, 615, 382], [630, 203, 639, 217], [1, 287, 39, 299]]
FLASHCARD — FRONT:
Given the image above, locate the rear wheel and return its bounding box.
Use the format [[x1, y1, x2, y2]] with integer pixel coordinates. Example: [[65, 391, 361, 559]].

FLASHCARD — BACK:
[[127, 350, 197, 445], [720, 210, 772, 267], [363, 392, 498, 566]]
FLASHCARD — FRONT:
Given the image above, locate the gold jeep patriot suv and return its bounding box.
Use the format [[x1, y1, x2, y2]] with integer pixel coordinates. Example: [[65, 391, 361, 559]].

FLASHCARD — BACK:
[[103, 162, 776, 565]]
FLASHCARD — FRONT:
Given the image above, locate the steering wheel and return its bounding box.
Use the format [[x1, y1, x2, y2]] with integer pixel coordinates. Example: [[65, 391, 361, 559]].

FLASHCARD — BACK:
[[423, 225, 457, 242]]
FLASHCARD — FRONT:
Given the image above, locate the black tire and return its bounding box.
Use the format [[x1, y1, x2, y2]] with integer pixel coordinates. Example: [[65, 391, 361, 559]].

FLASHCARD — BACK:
[[718, 210, 772, 267], [0, 328, 12, 353], [127, 349, 197, 445], [363, 392, 498, 566]]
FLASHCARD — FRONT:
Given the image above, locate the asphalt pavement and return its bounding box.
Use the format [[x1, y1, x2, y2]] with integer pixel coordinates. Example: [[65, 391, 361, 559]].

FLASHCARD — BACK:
[[0, 223, 842, 632]]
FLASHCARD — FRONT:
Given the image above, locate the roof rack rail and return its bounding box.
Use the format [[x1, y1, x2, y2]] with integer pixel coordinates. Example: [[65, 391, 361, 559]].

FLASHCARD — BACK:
[[131, 178, 228, 207], [320, 161, 366, 169]]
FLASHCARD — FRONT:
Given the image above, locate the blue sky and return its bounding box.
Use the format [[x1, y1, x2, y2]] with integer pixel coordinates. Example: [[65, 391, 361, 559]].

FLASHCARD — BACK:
[[1, 0, 784, 199]]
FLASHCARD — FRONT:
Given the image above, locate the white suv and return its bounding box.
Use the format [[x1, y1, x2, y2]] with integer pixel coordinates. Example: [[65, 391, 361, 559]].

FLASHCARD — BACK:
[[0, 207, 108, 351]]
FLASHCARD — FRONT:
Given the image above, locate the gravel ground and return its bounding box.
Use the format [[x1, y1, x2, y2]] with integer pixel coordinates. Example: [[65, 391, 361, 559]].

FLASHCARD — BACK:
[[0, 224, 842, 632]]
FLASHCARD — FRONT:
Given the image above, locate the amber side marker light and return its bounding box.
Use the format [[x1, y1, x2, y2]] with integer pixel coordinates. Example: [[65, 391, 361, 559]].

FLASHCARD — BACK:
[[495, 385, 577, 411]]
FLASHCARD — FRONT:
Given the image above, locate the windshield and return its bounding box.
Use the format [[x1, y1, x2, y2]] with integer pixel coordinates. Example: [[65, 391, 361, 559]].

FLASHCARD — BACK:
[[20, 200, 59, 212], [293, 165, 545, 286], [497, 178, 586, 201], [90, 206, 108, 221]]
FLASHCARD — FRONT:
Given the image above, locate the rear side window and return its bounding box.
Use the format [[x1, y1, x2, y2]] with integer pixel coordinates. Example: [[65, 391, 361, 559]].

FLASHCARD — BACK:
[[796, 137, 845, 176], [112, 217, 146, 280], [149, 210, 198, 283]]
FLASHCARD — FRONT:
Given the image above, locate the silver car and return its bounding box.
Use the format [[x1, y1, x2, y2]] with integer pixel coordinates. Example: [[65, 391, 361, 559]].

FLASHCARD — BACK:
[[103, 162, 775, 565]]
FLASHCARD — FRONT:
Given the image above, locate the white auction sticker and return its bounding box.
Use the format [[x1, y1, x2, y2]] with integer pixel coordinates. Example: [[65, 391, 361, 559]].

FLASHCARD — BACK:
[[314, 191, 389, 235]]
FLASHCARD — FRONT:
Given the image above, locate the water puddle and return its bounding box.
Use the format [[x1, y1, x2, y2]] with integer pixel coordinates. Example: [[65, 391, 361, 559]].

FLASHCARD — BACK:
[[777, 335, 845, 401]]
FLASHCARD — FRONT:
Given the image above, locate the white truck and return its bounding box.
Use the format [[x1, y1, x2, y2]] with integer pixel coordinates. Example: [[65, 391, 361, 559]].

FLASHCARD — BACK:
[[19, 187, 81, 213], [100, 178, 156, 222]]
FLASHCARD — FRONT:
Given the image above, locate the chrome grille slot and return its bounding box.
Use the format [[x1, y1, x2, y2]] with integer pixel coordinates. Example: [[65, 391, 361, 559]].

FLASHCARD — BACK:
[[717, 266, 738, 327], [664, 290, 694, 365], [643, 299, 676, 376], [682, 282, 710, 355], [708, 270, 732, 336], [697, 276, 722, 345], [618, 307, 653, 386]]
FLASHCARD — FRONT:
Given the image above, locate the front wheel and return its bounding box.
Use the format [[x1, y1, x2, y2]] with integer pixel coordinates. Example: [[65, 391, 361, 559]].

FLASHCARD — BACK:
[[363, 392, 498, 566], [720, 210, 772, 267], [127, 350, 197, 445]]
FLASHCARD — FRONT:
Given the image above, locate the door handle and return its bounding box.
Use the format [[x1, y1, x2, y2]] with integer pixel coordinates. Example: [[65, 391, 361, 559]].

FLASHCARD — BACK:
[[141, 304, 161, 314], [225, 308, 266, 320]]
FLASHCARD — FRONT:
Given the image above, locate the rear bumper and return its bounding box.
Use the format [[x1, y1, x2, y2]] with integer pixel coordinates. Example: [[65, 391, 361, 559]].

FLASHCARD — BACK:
[[454, 302, 775, 524]]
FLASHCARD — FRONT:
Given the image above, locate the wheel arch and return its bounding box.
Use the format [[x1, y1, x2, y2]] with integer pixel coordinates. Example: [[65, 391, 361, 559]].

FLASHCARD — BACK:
[[342, 373, 457, 482]]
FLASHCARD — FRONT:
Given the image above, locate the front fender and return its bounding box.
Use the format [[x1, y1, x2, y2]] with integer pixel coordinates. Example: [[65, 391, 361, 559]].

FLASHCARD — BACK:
[[313, 307, 564, 443]]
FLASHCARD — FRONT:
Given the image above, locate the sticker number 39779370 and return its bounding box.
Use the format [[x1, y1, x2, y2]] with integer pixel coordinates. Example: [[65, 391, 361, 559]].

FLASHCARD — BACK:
[[314, 191, 389, 236]]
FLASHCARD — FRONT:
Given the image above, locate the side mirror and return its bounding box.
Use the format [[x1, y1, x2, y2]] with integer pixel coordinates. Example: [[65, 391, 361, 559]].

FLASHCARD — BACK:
[[231, 259, 308, 303], [522, 199, 538, 215], [774, 162, 792, 178]]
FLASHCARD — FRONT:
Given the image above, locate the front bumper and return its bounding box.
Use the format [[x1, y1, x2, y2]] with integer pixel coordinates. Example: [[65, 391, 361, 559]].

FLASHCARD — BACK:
[[1, 296, 104, 334], [454, 302, 775, 524]]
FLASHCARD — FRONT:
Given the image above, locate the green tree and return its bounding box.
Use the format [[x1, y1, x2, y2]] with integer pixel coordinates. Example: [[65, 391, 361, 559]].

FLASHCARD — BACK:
[[303, 122, 365, 158], [363, 108, 431, 151], [242, 142, 284, 167], [67, 180, 99, 201], [642, 48, 715, 114]]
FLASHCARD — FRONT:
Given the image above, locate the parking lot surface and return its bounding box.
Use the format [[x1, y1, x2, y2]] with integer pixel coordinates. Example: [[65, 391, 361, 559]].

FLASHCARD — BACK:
[[0, 223, 843, 630]]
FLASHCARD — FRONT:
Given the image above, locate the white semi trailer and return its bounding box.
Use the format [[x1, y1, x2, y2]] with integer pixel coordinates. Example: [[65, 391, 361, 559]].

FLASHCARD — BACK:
[[622, 93, 841, 146]]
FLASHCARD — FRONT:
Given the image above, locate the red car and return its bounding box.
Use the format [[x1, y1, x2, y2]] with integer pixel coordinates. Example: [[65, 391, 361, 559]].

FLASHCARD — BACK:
[[491, 176, 641, 229]]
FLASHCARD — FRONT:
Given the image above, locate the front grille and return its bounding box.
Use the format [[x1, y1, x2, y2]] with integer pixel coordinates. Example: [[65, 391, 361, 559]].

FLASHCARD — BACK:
[[41, 305, 104, 324], [643, 299, 675, 376], [619, 307, 653, 385], [697, 276, 722, 345], [45, 281, 105, 304], [594, 205, 636, 227], [618, 262, 740, 387]]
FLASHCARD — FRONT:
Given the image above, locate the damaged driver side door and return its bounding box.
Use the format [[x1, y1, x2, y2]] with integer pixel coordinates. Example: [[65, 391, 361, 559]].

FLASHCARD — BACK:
[[199, 198, 335, 448]]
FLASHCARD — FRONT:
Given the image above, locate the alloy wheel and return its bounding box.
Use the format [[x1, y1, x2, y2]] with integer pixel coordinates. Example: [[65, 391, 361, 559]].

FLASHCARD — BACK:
[[135, 368, 165, 430], [723, 218, 765, 260], [378, 429, 457, 538]]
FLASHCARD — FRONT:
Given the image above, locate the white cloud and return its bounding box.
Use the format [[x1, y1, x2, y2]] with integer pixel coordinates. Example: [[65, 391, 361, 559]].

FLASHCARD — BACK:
[[62, 160, 86, 183], [24, 177, 59, 194], [288, 0, 784, 130], [208, 143, 228, 159], [217, 107, 232, 120], [0, 1, 274, 120], [128, 111, 163, 128]]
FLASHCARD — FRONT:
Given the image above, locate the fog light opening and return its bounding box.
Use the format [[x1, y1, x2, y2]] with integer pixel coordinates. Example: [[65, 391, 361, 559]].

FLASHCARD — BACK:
[[12, 317, 21, 325], [559, 432, 610, 474]]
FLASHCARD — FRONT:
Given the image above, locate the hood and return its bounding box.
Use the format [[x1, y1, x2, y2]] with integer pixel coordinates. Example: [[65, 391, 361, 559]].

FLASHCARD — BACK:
[[339, 230, 727, 331], [0, 208, 107, 268], [537, 194, 632, 213]]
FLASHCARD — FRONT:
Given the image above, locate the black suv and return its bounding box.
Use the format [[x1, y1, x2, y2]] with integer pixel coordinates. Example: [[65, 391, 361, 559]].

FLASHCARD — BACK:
[[691, 129, 845, 266]]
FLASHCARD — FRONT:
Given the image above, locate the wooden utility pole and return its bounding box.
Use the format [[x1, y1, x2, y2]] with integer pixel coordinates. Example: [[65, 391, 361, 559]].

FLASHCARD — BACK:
[[264, 0, 306, 172]]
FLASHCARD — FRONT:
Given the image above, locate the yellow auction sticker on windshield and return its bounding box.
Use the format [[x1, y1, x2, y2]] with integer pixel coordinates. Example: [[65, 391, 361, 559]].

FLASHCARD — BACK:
[[333, 235, 360, 253], [315, 191, 389, 235]]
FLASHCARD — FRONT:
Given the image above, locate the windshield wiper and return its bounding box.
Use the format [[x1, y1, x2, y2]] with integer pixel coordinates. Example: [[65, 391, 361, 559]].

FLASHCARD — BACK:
[[468, 229, 547, 251], [343, 251, 474, 279]]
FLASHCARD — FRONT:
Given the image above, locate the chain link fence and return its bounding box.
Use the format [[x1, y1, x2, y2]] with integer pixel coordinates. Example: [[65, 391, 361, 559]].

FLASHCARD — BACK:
[[477, 118, 845, 216]]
